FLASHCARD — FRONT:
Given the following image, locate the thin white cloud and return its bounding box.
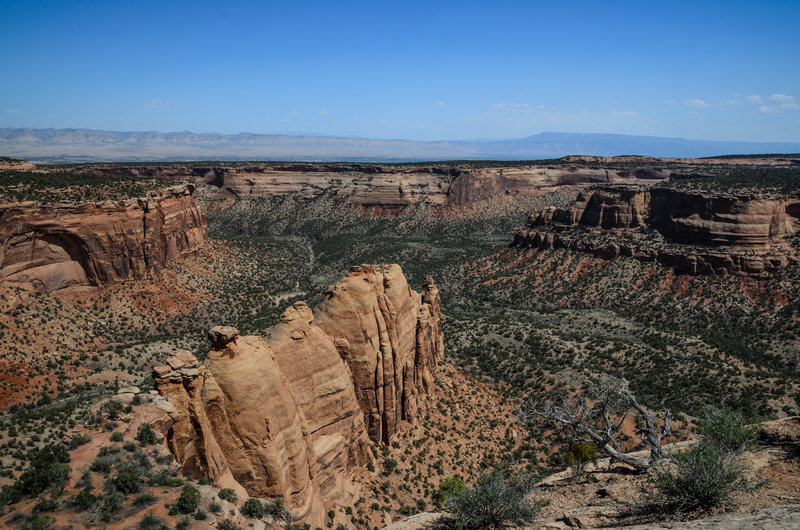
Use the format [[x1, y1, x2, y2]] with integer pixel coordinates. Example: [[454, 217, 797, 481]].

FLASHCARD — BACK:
[[769, 94, 794, 102], [781, 102, 800, 110], [434, 101, 446, 107], [143, 99, 170, 111], [683, 98, 709, 108], [664, 99, 677, 104], [611, 110, 639, 117], [319, 110, 328, 115], [5, 109, 20, 114], [491, 102, 531, 111], [744, 94, 763, 104], [757, 105, 780, 114]]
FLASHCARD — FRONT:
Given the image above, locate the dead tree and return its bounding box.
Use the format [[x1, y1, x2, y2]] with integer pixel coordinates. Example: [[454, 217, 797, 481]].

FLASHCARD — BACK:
[[519, 378, 671, 471]]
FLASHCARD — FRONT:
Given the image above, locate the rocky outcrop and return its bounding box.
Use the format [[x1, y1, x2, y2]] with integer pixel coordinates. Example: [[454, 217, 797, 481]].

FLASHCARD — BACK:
[[314, 265, 444, 443], [530, 187, 649, 229], [513, 185, 800, 276], [153, 266, 443, 526], [650, 188, 799, 248], [0, 184, 207, 292]]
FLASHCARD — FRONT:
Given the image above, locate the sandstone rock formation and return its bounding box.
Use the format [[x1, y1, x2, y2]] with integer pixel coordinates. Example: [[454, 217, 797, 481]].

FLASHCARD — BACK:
[[529, 187, 650, 229], [314, 265, 444, 443], [153, 266, 443, 526], [0, 184, 207, 292], [72, 161, 670, 212], [513, 185, 800, 276], [650, 188, 799, 248]]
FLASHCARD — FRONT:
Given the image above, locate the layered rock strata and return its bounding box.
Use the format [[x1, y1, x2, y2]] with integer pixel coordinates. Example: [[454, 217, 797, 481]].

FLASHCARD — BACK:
[[153, 266, 443, 526], [649, 188, 799, 248], [513, 185, 800, 276], [0, 184, 207, 292]]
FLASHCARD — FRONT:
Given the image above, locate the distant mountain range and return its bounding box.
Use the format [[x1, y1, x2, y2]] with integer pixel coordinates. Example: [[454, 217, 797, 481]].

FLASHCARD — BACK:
[[2, 127, 800, 163]]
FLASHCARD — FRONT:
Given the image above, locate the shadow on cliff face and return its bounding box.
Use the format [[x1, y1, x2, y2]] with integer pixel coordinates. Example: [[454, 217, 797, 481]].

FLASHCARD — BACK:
[[1, 232, 94, 292]]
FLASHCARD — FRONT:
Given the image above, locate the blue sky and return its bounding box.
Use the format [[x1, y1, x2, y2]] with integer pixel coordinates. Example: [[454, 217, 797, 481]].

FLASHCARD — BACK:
[[1, 0, 798, 142]]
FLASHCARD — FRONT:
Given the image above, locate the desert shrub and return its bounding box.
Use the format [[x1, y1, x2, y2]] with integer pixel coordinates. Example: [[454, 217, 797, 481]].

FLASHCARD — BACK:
[[265, 499, 292, 521], [217, 520, 241, 530], [209, 500, 223, 514], [15, 514, 55, 530], [15, 444, 71, 498], [32, 498, 59, 514], [432, 476, 465, 508], [698, 406, 758, 454], [241, 498, 265, 518], [133, 492, 158, 507], [218, 488, 237, 503], [198, 475, 214, 485], [69, 489, 97, 511], [651, 442, 751, 513], [0, 485, 22, 507], [444, 471, 538, 529], [138, 511, 165, 530], [100, 492, 124, 521], [102, 400, 126, 420], [195, 508, 208, 520], [113, 468, 144, 494], [90, 456, 114, 474], [135, 423, 158, 445], [170, 486, 200, 515], [110, 432, 124, 442], [68, 434, 91, 449], [562, 442, 599, 474], [176, 516, 190, 530], [149, 469, 183, 487]]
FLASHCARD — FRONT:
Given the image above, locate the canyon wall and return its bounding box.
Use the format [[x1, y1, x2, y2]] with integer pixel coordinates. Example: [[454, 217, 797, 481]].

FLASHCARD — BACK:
[[513, 185, 800, 276], [153, 266, 443, 526], [649, 188, 798, 248], [72, 162, 669, 210], [0, 184, 207, 292]]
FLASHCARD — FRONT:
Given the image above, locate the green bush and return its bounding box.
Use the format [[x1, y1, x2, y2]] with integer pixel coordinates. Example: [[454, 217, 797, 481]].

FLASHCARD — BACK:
[[241, 498, 265, 518], [113, 469, 144, 494], [217, 520, 241, 530], [218, 488, 237, 503], [698, 406, 758, 454], [110, 432, 124, 442], [432, 476, 465, 508], [133, 493, 158, 507], [135, 423, 158, 445], [444, 472, 538, 529], [69, 489, 97, 511], [68, 434, 91, 450], [562, 442, 599, 474], [13, 444, 71, 499], [651, 442, 751, 513], [170, 486, 200, 515], [90, 456, 114, 474], [138, 511, 165, 530], [32, 498, 59, 513], [15, 514, 56, 530]]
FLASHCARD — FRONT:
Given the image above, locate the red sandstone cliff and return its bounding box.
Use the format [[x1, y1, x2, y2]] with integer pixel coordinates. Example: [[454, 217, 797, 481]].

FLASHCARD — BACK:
[[513, 185, 800, 276], [0, 184, 207, 292], [153, 266, 443, 527]]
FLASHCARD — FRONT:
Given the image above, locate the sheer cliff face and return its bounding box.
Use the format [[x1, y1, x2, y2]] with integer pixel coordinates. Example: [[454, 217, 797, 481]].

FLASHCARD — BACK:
[[154, 267, 443, 526], [650, 188, 799, 248], [514, 185, 800, 276], [0, 184, 207, 292], [531, 188, 650, 229], [313, 265, 444, 444]]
